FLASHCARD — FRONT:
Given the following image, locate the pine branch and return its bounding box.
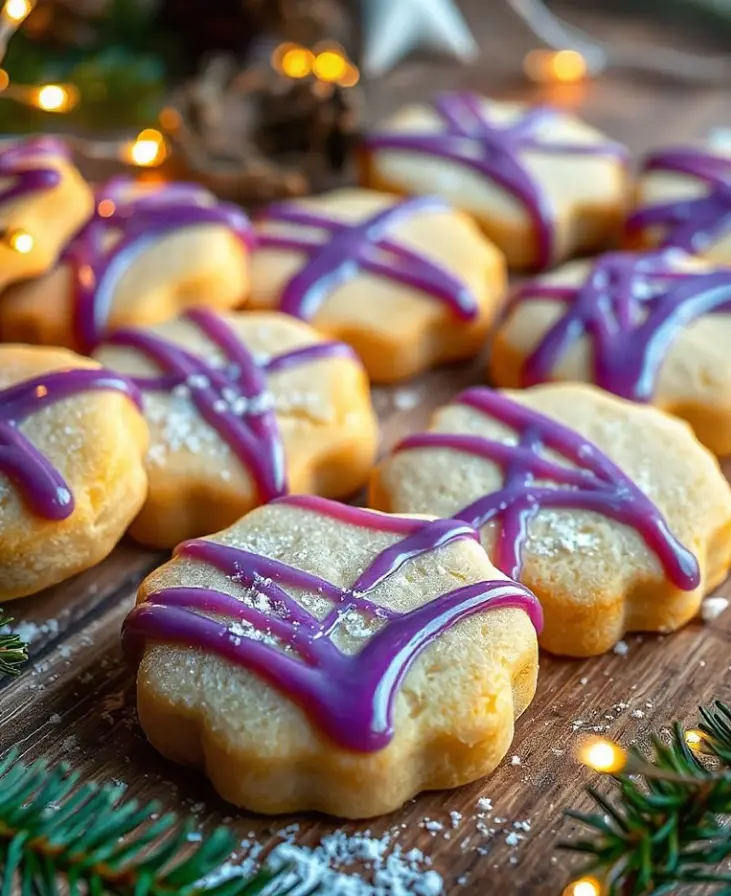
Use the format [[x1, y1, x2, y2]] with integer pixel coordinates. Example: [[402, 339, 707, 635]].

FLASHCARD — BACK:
[[561, 703, 731, 895], [0, 615, 28, 676], [0, 749, 309, 896]]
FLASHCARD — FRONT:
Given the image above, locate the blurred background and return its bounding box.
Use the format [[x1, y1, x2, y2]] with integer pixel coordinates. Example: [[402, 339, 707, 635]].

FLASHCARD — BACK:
[[0, 0, 729, 203]]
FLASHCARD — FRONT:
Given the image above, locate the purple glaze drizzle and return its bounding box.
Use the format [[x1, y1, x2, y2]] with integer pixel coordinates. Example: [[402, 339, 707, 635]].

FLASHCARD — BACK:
[[363, 91, 627, 269], [63, 177, 253, 352], [0, 367, 140, 519], [394, 388, 699, 589], [105, 308, 358, 503], [256, 195, 478, 320], [0, 136, 68, 208], [627, 146, 731, 254], [511, 250, 731, 401], [123, 494, 542, 752]]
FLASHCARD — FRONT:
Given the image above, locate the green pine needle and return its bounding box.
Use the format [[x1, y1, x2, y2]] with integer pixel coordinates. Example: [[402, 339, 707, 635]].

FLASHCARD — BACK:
[[561, 703, 731, 895], [0, 615, 28, 677], [0, 749, 308, 895]]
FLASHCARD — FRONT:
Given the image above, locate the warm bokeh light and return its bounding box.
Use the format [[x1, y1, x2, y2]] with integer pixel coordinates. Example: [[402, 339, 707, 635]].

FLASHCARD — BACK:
[[524, 48, 588, 84], [337, 63, 360, 88], [563, 877, 602, 896], [158, 105, 182, 133], [34, 83, 77, 112], [126, 129, 168, 167], [3, 0, 32, 24], [97, 198, 116, 218], [0, 70, 9, 92], [277, 45, 314, 79], [685, 729, 704, 751], [313, 50, 348, 83], [8, 229, 33, 253], [578, 737, 627, 774]]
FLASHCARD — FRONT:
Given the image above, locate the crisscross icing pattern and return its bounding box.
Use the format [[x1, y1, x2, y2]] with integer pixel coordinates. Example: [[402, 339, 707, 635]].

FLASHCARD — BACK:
[[394, 388, 699, 589], [0, 136, 66, 206], [105, 308, 357, 503], [122, 495, 542, 753], [511, 250, 731, 401], [363, 91, 627, 269], [256, 195, 478, 320], [63, 177, 253, 352], [627, 147, 731, 254], [0, 368, 140, 520]]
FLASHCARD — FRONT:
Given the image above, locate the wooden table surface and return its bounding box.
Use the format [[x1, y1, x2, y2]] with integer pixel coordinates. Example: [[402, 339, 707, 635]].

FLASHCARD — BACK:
[[3, 3, 731, 894]]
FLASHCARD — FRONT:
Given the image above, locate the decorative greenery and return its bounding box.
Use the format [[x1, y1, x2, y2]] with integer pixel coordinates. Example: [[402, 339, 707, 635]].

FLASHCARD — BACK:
[[563, 701, 731, 894], [0, 749, 306, 895], [0, 615, 27, 677]]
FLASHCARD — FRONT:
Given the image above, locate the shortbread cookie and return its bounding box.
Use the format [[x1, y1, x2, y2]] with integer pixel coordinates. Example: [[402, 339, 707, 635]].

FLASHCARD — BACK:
[[489, 249, 731, 455], [0, 136, 93, 290], [0, 345, 148, 602], [0, 177, 252, 353], [250, 187, 506, 383], [626, 143, 731, 265], [360, 91, 628, 269], [124, 495, 541, 817], [370, 385, 731, 657], [95, 309, 378, 548]]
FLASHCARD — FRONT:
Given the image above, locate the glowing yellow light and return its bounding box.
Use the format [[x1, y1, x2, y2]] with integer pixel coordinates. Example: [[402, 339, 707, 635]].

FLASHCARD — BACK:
[[524, 48, 588, 84], [280, 46, 314, 79], [0, 70, 9, 92], [578, 737, 627, 774], [97, 199, 116, 218], [3, 0, 33, 24], [313, 50, 348, 83], [685, 729, 704, 751], [126, 129, 167, 168], [8, 229, 33, 253], [34, 83, 77, 112], [563, 877, 602, 896]]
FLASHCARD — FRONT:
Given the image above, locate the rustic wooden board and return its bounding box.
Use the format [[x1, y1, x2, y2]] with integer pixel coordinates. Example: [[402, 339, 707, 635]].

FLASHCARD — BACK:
[[3, 3, 731, 893]]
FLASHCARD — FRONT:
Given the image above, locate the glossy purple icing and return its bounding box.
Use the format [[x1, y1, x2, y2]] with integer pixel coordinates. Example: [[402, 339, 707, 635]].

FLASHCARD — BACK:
[[122, 494, 542, 753], [0, 367, 140, 520], [627, 146, 731, 254], [256, 195, 478, 320], [511, 250, 731, 401], [363, 91, 627, 269], [105, 308, 358, 503], [63, 177, 253, 352], [394, 388, 699, 589], [0, 136, 68, 207]]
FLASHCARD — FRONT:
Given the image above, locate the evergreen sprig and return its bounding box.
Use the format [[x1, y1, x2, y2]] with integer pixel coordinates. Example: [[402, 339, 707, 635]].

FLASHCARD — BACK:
[[0, 615, 28, 677], [0, 749, 306, 896], [562, 701, 731, 895]]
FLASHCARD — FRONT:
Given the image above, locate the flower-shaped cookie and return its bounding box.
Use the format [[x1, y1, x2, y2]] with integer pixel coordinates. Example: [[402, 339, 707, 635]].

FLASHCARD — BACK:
[[0, 177, 252, 353], [370, 384, 731, 657], [489, 249, 731, 455], [249, 187, 506, 382], [95, 309, 378, 548], [0, 344, 147, 602], [124, 495, 541, 817], [626, 143, 731, 265], [360, 91, 628, 269], [0, 136, 93, 290]]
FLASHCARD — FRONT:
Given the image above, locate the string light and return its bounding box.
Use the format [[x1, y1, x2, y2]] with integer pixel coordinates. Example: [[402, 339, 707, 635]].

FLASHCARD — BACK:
[[563, 876, 602, 896], [33, 83, 77, 112], [2, 0, 32, 25], [578, 737, 627, 774], [684, 729, 705, 751], [524, 48, 587, 84], [125, 128, 168, 167], [313, 50, 349, 83], [97, 198, 116, 218], [8, 229, 33, 253]]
